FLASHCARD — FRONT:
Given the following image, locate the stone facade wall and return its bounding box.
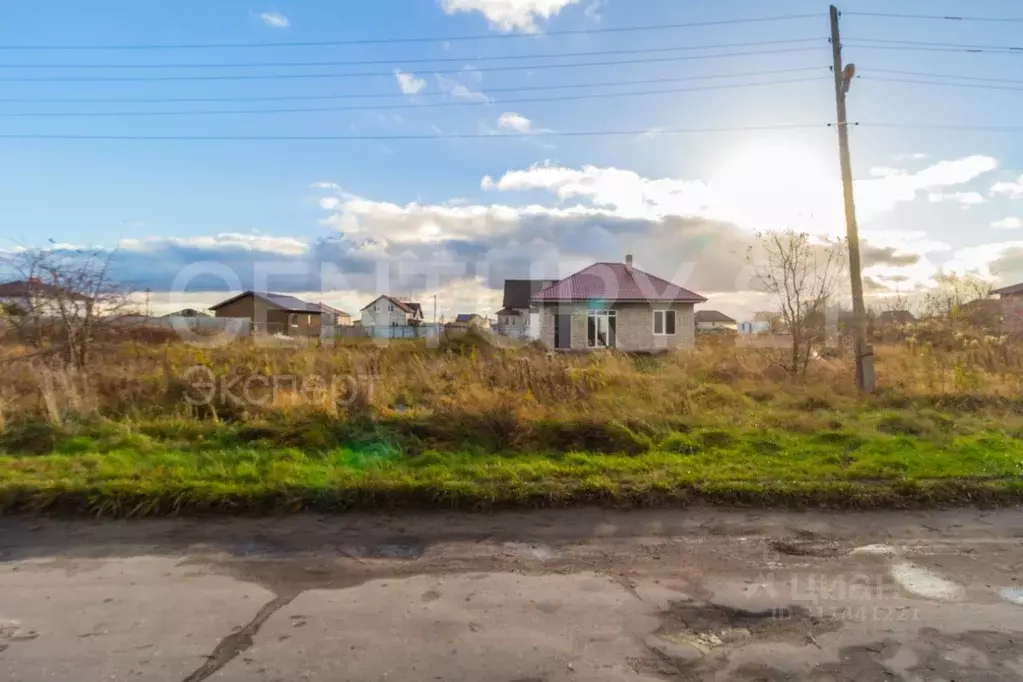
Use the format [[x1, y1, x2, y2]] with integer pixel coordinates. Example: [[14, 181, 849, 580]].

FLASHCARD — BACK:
[[536, 302, 695, 351]]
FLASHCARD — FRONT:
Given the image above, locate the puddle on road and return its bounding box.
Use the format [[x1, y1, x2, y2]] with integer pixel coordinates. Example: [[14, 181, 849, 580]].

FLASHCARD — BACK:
[[890, 561, 965, 601], [850, 544, 899, 556], [768, 538, 845, 558], [999, 587, 1023, 605], [503, 542, 559, 562], [341, 542, 425, 560]]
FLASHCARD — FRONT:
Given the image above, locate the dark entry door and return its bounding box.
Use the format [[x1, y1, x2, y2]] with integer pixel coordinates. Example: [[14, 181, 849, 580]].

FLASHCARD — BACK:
[[554, 313, 572, 349]]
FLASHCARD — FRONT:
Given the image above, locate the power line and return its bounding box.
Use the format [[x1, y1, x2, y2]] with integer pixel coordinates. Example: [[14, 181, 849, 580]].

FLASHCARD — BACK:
[[0, 77, 827, 118], [847, 38, 1023, 52], [0, 123, 828, 141], [0, 38, 826, 69], [0, 47, 826, 82], [0, 14, 824, 50], [845, 43, 1023, 55], [862, 76, 1023, 93], [860, 122, 1023, 132], [867, 68, 1023, 85], [843, 11, 1023, 23], [0, 66, 827, 104]]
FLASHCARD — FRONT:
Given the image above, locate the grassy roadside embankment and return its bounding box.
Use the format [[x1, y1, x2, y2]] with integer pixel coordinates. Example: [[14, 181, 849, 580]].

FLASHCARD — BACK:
[[2, 334, 1023, 514]]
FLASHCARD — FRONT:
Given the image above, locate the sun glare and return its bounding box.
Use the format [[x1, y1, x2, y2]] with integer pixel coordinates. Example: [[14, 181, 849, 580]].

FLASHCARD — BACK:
[[712, 141, 843, 235]]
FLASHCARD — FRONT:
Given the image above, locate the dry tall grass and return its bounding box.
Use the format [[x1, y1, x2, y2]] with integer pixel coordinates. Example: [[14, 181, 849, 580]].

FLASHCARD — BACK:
[[3, 328, 1023, 431]]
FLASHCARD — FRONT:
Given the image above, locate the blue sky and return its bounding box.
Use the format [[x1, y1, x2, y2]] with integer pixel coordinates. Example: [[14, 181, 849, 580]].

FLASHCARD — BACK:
[[4, 0, 1023, 318]]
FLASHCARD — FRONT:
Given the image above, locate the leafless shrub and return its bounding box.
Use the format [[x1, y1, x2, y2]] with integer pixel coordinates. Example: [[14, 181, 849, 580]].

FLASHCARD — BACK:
[[747, 230, 847, 376], [0, 246, 135, 369]]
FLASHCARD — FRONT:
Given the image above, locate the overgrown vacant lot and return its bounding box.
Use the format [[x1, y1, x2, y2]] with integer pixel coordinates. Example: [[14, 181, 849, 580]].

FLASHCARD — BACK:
[[2, 332, 1023, 514]]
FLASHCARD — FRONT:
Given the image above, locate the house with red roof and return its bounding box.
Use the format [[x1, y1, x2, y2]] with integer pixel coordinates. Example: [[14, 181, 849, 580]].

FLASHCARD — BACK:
[[529, 255, 706, 351]]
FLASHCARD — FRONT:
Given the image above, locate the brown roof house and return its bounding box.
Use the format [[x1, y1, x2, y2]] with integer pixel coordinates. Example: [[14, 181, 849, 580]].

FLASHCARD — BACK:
[[530, 255, 706, 351], [209, 291, 349, 336]]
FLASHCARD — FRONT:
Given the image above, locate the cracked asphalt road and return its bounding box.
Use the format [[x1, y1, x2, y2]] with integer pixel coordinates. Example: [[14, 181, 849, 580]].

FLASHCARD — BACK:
[[1, 508, 1022, 681]]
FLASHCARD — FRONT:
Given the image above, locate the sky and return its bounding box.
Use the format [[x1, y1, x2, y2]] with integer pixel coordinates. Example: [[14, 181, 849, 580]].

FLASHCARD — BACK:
[[4, 0, 1023, 319]]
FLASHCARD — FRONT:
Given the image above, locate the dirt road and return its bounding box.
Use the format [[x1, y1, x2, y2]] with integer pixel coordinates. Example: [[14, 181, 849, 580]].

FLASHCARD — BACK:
[[1, 508, 1022, 681]]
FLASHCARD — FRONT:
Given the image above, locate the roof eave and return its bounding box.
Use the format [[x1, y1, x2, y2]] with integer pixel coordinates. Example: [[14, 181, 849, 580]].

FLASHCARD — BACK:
[[530, 297, 707, 304]]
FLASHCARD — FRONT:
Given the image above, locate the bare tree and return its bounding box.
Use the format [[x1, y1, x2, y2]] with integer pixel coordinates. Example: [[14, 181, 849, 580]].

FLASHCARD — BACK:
[[748, 230, 847, 375], [0, 245, 135, 368], [924, 272, 992, 322]]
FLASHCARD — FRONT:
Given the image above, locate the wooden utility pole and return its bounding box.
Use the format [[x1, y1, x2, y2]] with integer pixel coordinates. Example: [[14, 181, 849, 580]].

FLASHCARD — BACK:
[[830, 5, 876, 391]]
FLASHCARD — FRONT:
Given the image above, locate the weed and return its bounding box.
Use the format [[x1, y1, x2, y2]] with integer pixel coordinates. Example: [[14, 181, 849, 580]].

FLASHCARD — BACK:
[[660, 433, 701, 454]]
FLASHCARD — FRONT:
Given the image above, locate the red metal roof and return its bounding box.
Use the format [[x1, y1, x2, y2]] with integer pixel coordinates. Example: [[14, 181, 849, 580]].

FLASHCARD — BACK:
[[531, 262, 706, 303]]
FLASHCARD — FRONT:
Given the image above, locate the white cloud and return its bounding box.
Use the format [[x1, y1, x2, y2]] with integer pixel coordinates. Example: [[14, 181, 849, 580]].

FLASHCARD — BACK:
[[943, 240, 1023, 281], [484, 162, 721, 220], [859, 229, 951, 256], [927, 190, 985, 207], [894, 152, 928, 161], [462, 64, 484, 83], [394, 69, 426, 95], [496, 112, 533, 133], [855, 155, 998, 218], [869, 166, 901, 178], [991, 174, 1023, 199], [437, 0, 583, 32], [435, 73, 490, 102], [992, 217, 1023, 230], [584, 0, 603, 22], [119, 233, 308, 256], [258, 11, 290, 28]]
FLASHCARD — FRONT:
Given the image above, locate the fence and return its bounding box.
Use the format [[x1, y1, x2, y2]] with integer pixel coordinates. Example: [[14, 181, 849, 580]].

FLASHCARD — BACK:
[[127, 315, 251, 335], [335, 324, 442, 340]]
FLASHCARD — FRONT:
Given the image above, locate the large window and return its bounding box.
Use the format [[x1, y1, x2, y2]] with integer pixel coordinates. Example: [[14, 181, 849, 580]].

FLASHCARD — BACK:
[[653, 310, 676, 336], [587, 309, 616, 348]]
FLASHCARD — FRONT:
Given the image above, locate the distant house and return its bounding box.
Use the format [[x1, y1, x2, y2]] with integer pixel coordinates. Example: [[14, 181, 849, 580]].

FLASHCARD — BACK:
[[993, 282, 1023, 298], [530, 255, 706, 351], [959, 298, 1002, 328], [209, 291, 338, 336], [161, 308, 210, 318], [0, 278, 90, 316], [738, 311, 779, 334], [496, 279, 557, 338], [449, 313, 487, 329], [694, 309, 737, 332], [876, 310, 915, 327], [309, 302, 353, 327], [359, 295, 424, 327]]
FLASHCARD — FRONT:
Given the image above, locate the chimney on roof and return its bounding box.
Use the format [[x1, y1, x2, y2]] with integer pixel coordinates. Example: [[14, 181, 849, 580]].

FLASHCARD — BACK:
[[625, 254, 633, 272]]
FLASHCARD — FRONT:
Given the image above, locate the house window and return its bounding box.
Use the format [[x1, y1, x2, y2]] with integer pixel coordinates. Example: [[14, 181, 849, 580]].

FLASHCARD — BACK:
[[653, 310, 676, 336], [288, 313, 298, 327], [389, 304, 394, 312], [587, 309, 616, 348], [375, 304, 381, 312]]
